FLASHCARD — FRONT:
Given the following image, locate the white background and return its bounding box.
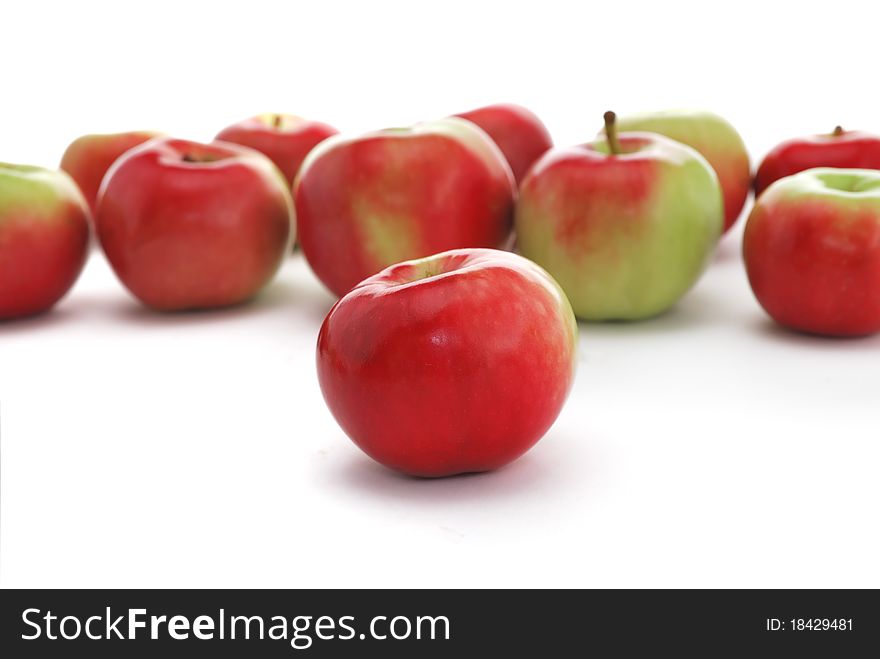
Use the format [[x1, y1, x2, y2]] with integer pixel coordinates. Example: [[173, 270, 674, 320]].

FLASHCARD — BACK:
[[1, 0, 878, 588]]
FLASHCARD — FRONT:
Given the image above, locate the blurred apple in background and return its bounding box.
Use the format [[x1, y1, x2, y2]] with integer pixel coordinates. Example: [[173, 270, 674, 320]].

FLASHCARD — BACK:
[[454, 103, 553, 184], [295, 118, 516, 297], [517, 112, 723, 321], [95, 138, 293, 311], [0, 163, 90, 320], [60, 131, 161, 215], [610, 109, 750, 233], [754, 127, 880, 197], [317, 247, 577, 477], [744, 168, 880, 337], [215, 114, 338, 187]]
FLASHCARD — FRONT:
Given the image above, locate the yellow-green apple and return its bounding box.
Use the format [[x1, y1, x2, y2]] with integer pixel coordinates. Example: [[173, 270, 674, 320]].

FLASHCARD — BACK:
[[0, 163, 90, 320], [454, 103, 553, 184], [294, 118, 516, 297], [215, 113, 338, 187], [317, 247, 578, 477], [744, 168, 880, 336], [60, 131, 161, 214], [516, 112, 723, 321], [95, 137, 294, 311], [754, 126, 880, 197], [610, 109, 750, 232]]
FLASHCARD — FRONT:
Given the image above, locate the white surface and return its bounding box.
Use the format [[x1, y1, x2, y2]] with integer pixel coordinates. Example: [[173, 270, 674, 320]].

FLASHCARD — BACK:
[[2, 0, 880, 588]]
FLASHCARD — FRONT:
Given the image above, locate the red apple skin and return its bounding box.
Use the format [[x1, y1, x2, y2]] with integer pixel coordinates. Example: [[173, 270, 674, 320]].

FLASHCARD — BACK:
[[743, 173, 880, 337], [215, 114, 338, 187], [60, 131, 162, 215], [754, 130, 880, 197], [295, 118, 516, 298], [454, 103, 553, 184], [95, 138, 293, 311], [317, 248, 578, 477], [0, 166, 90, 320]]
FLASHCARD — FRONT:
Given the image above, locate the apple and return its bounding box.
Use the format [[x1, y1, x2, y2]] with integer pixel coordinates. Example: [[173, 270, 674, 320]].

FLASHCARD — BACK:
[[454, 103, 553, 184], [743, 168, 880, 336], [516, 112, 723, 321], [611, 109, 750, 233], [317, 247, 577, 477], [754, 126, 880, 197], [294, 117, 516, 297], [0, 163, 90, 320], [95, 137, 294, 311], [215, 113, 338, 187], [60, 131, 161, 215]]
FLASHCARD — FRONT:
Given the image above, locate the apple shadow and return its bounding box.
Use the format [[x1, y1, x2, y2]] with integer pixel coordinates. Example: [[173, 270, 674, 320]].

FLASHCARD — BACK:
[[0, 304, 81, 335], [577, 285, 734, 338], [323, 429, 590, 509], [748, 316, 880, 351]]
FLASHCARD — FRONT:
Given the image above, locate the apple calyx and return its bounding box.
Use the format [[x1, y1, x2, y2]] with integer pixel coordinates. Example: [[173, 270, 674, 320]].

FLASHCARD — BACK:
[[272, 114, 284, 129], [833, 125, 845, 137], [603, 111, 621, 155]]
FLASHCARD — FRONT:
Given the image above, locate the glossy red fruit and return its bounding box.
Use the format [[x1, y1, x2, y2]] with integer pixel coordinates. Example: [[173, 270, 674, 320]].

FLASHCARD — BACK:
[[215, 114, 338, 187], [295, 118, 516, 297], [454, 103, 553, 184], [0, 163, 90, 320], [744, 168, 880, 336], [754, 127, 880, 197], [60, 131, 161, 215], [96, 137, 294, 311], [317, 248, 578, 477]]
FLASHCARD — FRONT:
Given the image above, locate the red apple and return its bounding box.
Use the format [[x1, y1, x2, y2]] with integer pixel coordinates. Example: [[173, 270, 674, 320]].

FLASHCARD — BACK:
[[60, 131, 162, 215], [95, 137, 294, 311], [754, 126, 880, 197], [744, 168, 880, 337], [454, 103, 553, 184], [295, 117, 516, 297], [215, 113, 338, 187], [0, 163, 90, 320], [317, 247, 578, 477]]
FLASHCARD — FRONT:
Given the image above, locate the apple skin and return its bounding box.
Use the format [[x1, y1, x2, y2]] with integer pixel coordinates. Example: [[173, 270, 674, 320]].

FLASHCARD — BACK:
[[515, 132, 723, 321], [95, 137, 294, 311], [454, 103, 553, 184], [743, 168, 880, 337], [317, 248, 577, 477], [215, 114, 338, 187], [754, 129, 880, 197], [60, 131, 162, 215], [612, 110, 750, 233], [294, 117, 516, 297], [0, 164, 91, 320]]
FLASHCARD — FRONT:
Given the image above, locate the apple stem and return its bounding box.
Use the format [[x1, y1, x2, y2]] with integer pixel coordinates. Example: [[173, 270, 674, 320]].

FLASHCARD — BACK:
[[273, 114, 283, 129], [604, 111, 621, 155], [833, 125, 844, 137]]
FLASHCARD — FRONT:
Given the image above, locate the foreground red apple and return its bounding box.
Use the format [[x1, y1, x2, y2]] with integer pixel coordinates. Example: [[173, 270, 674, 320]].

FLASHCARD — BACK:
[[454, 103, 553, 184], [96, 138, 293, 311], [295, 118, 516, 297], [215, 113, 338, 187], [744, 168, 880, 336], [754, 126, 880, 197], [0, 163, 90, 320], [317, 248, 577, 477], [60, 131, 161, 214]]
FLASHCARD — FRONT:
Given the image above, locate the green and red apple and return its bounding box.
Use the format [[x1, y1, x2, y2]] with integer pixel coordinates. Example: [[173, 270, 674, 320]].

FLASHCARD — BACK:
[[0, 163, 91, 319], [60, 131, 162, 214], [516, 112, 723, 321], [610, 110, 750, 232], [294, 117, 516, 297]]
